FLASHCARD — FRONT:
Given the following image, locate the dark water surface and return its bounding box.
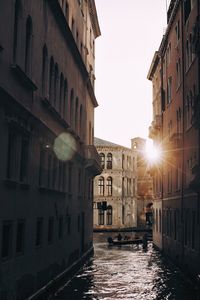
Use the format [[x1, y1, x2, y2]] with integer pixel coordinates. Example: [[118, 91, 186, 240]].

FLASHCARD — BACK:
[[51, 233, 199, 300]]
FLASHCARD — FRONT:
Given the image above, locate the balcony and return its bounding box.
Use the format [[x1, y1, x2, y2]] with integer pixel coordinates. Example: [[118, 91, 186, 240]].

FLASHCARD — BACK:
[[84, 145, 103, 176], [149, 115, 162, 139], [191, 18, 200, 54], [192, 95, 200, 128], [189, 164, 200, 192]]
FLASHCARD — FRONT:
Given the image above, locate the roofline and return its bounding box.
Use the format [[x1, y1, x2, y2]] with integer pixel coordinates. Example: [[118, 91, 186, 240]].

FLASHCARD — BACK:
[[89, 0, 101, 38], [147, 51, 160, 81]]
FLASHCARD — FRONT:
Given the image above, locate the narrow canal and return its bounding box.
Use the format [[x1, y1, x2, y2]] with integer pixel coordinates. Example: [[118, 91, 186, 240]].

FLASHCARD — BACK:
[[49, 233, 199, 300]]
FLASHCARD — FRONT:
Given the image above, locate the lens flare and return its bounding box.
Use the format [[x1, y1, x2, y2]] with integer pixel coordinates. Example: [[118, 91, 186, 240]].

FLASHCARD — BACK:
[[53, 132, 77, 161], [145, 140, 161, 163]]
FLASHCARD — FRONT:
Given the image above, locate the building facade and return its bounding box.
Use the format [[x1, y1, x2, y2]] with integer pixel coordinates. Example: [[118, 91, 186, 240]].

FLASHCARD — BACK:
[[148, 52, 163, 249], [149, 0, 200, 279], [93, 138, 137, 230], [131, 137, 154, 229], [0, 0, 101, 299]]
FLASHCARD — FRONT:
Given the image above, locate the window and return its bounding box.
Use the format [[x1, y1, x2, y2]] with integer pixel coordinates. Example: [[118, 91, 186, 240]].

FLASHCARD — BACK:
[[6, 130, 17, 180], [16, 220, 25, 254], [20, 136, 29, 182], [106, 153, 112, 169], [100, 153, 105, 168], [71, 18, 75, 37], [176, 107, 181, 134], [166, 43, 171, 65], [52, 157, 57, 189], [58, 216, 63, 239], [47, 154, 52, 188], [42, 45, 48, 97], [63, 79, 68, 120], [35, 218, 43, 246], [98, 176, 104, 195], [106, 206, 112, 225], [98, 209, 104, 225], [175, 20, 180, 42], [107, 177, 112, 196], [79, 104, 83, 139], [68, 163, 72, 193], [75, 97, 79, 133], [25, 16, 33, 75], [191, 211, 195, 249], [54, 64, 59, 107], [39, 144, 45, 187], [1, 221, 13, 259], [70, 89, 74, 128], [67, 216, 71, 234], [167, 76, 172, 104], [49, 57, 54, 103], [13, 0, 22, 62], [176, 59, 181, 88], [65, 2, 69, 22], [184, 0, 191, 23], [47, 217, 54, 244], [59, 73, 64, 114]]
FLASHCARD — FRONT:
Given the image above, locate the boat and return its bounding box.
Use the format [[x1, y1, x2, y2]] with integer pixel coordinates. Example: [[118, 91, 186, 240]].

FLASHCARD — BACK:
[[107, 237, 143, 246]]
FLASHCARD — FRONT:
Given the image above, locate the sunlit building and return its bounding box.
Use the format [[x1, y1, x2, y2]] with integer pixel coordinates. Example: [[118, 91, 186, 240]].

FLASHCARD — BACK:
[[131, 137, 154, 229], [147, 52, 163, 249], [148, 0, 200, 279], [93, 137, 137, 230], [0, 0, 101, 299]]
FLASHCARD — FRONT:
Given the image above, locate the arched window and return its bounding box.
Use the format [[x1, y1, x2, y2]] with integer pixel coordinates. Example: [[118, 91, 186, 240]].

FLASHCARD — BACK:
[[70, 89, 74, 128], [98, 208, 104, 225], [25, 16, 33, 75], [54, 63, 59, 107], [107, 177, 112, 196], [107, 153, 112, 169], [59, 73, 64, 114], [99, 153, 105, 168], [79, 104, 83, 139], [63, 79, 68, 120], [98, 176, 104, 195], [186, 40, 189, 70], [75, 97, 79, 133], [42, 45, 48, 97], [49, 57, 54, 103], [65, 1, 69, 22], [13, 0, 22, 62], [106, 205, 112, 225]]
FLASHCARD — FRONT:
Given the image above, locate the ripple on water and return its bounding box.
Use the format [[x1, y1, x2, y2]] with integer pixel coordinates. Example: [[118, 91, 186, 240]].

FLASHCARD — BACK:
[[52, 238, 199, 300]]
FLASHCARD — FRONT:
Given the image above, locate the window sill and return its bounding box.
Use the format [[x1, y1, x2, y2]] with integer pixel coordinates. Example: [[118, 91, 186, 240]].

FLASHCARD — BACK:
[[4, 178, 18, 188], [11, 64, 37, 91], [41, 96, 70, 128], [20, 182, 30, 190], [38, 186, 66, 195]]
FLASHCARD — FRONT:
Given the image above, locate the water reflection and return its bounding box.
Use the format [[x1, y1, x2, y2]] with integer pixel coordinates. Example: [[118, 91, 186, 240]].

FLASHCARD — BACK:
[[52, 233, 199, 300]]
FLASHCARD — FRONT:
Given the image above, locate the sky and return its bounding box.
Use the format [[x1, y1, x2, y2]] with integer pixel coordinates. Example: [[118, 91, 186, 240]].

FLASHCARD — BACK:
[[94, 0, 168, 148]]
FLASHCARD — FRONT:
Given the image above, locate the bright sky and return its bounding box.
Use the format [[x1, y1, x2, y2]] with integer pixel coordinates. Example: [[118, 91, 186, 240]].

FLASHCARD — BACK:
[[94, 0, 168, 148]]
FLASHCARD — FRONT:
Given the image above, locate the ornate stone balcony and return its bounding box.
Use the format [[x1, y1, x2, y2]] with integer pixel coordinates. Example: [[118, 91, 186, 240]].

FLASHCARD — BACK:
[[84, 145, 103, 176], [149, 115, 162, 139]]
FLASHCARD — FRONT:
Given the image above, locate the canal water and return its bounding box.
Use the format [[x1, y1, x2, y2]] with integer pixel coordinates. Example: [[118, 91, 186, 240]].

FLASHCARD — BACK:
[[50, 233, 199, 300]]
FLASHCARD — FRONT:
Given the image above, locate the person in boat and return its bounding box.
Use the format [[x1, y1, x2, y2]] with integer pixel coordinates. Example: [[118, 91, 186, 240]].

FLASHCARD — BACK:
[[107, 236, 113, 244], [124, 235, 130, 240], [117, 233, 122, 241]]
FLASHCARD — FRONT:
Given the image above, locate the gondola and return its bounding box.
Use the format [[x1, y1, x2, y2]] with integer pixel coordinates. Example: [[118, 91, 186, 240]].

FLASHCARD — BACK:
[[107, 237, 143, 246]]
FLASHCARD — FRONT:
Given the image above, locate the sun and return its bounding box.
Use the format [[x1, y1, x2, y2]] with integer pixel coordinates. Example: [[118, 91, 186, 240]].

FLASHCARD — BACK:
[[145, 140, 162, 164]]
